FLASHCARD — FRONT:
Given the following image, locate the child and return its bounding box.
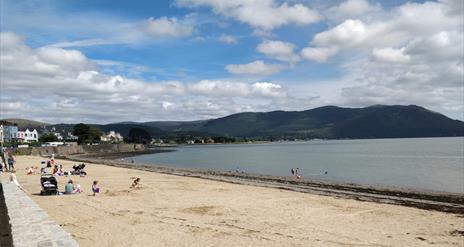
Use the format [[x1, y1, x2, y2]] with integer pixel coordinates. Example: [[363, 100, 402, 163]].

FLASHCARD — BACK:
[[26, 166, 34, 175], [92, 181, 100, 196], [130, 178, 141, 189]]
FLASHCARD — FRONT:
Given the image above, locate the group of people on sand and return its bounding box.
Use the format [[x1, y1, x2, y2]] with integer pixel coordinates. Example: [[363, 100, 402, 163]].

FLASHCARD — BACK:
[[64, 180, 100, 196], [291, 167, 302, 179]]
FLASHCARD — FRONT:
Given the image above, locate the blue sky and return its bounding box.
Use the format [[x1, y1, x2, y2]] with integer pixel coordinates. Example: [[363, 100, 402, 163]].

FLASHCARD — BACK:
[[0, 0, 462, 123]]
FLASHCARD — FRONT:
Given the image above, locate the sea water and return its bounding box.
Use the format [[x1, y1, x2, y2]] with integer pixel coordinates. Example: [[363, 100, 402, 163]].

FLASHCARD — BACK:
[[132, 137, 464, 193]]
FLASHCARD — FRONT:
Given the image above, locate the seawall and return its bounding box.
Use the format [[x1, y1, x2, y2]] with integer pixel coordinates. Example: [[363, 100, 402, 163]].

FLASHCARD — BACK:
[[15, 143, 147, 156], [1, 182, 79, 247]]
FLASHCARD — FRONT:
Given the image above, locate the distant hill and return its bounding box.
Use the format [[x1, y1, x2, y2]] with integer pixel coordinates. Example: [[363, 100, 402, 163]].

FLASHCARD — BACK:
[[102, 105, 464, 139], [5, 105, 464, 139], [184, 105, 464, 139], [0, 118, 49, 129]]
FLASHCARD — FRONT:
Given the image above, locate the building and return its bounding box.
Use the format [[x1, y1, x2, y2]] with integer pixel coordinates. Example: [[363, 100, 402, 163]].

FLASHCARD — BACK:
[[16, 129, 39, 143], [66, 132, 78, 141], [53, 132, 63, 141], [3, 125, 18, 142], [100, 131, 123, 142], [0, 125, 4, 143]]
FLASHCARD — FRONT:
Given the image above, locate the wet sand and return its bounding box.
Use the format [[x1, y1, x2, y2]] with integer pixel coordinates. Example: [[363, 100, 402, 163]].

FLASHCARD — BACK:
[[2, 155, 463, 246]]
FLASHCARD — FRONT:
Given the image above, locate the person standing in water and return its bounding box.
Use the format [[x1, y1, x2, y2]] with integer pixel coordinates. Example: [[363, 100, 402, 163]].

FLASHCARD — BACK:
[[296, 168, 301, 179]]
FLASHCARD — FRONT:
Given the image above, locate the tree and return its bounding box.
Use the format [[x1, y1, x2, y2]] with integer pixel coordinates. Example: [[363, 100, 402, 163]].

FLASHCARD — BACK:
[[128, 128, 151, 144], [39, 133, 59, 143], [73, 123, 102, 144]]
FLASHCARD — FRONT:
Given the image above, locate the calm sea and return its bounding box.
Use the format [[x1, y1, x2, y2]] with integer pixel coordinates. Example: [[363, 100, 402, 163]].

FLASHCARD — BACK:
[[132, 137, 464, 193]]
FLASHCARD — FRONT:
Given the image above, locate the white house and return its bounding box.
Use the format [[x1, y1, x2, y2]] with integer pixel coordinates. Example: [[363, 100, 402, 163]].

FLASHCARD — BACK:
[[101, 130, 123, 142], [66, 132, 78, 140], [53, 132, 64, 141], [16, 129, 39, 143]]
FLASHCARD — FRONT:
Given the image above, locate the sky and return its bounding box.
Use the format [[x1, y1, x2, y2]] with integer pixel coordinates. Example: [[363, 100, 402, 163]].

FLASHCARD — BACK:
[[0, 0, 462, 124]]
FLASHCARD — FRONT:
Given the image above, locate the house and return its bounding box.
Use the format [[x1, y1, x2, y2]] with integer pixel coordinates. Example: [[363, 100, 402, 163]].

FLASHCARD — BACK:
[[3, 125, 18, 142], [66, 132, 78, 140], [16, 129, 39, 143], [101, 131, 123, 142], [53, 132, 63, 141]]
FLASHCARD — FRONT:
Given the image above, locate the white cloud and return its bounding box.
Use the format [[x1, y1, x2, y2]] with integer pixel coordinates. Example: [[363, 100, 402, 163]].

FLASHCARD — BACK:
[[225, 60, 284, 76], [372, 47, 410, 63], [188, 80, 287, 98], [145, 17, 194, 38], [175, 0, 320, 31], [302, 0, 463, 62], [300, 47, 338, 63], [162, 101, 174, 110], [48, 39, 118, 48], [326, 0, 381, 22], [256, 40, 300, 63], [218, 34, 238, 44], [0, 32, 295, 123]]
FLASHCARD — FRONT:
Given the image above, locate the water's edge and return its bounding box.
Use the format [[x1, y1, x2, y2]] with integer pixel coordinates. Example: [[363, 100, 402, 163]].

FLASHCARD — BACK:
[[65, 153, 464, 214]]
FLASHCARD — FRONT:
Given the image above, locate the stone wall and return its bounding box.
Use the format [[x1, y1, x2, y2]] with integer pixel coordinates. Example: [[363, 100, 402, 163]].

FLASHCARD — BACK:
[[16, 143, 146, 156], [1, 183, 79, 247]]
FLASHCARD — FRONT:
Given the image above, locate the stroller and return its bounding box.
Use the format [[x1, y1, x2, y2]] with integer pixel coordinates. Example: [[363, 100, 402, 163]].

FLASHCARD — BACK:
[[40, 175, 58, 195]]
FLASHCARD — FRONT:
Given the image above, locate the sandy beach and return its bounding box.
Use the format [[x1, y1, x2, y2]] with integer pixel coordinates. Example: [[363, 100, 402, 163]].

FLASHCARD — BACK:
[[2, 155, 463, 247]]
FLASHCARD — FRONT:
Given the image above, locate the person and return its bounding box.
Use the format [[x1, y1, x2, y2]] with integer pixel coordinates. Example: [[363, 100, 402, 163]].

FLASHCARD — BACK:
[[57, 165, 64, 176], [26, 166, 34, 175], [130, 178, 141, 189], [0, 162, 4, 173], [52, 165, 59, 175], [50, 154, 55, 165], [9, 170, 22, 189], [65, 180, 75, 194], [73, 184, 82, 194], [296, 168, 301, 179], [291, 168, 296, 176], [92, 181, 100, 196], [7, 151, 15, 171]]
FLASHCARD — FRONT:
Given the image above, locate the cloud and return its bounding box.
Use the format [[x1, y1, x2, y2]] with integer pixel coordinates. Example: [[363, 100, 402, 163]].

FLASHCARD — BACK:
[[256, 40, 300, 63], [47, 38, 119, 48], [218, 34, 238, 44], [145, 17, 194, 38], [302, 0, 463, 62], [326, 0, 381, 22], [225, 60, 284, 76], [0, 32, 296, 123], [175, 0, 320, 31], [188, 80, 287, 98], [372, 47, 410, 63], [300, 47, 338, 63]]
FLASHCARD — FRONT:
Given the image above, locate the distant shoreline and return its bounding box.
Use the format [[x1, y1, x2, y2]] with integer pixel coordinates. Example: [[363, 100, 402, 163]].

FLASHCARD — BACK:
[[65, 152, 464, 214]]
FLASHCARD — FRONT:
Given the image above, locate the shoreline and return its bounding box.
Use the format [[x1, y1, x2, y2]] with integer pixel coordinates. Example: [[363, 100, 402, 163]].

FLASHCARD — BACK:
[[66, 152, 464, 214], [4, 155, 464, 246]]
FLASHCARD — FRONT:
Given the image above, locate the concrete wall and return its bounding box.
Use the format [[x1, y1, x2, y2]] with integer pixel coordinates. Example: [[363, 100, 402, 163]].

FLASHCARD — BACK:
[[1, 183, 79, 247], [16, 143, 146, 156]]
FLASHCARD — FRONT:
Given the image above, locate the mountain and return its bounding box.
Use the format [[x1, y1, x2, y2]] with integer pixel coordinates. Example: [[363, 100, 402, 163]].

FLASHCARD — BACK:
[[4, 105, 463, 139], [0, 118, 49, 129], [186, 105, 463, 139]]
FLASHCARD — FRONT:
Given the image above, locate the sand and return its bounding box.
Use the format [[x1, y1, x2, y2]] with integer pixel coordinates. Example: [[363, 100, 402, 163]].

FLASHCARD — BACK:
[[1, 155, 463, 247]]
